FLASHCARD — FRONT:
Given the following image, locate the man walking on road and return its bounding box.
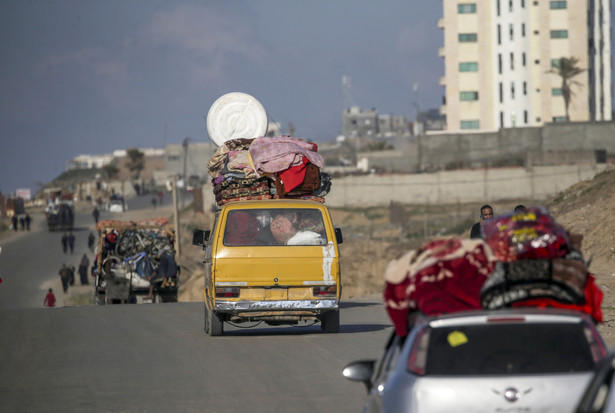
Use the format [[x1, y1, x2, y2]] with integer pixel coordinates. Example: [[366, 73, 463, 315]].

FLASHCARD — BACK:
[[58, 264, 70, 293], [61, 233, 68, 253], [68, 232, 76, 254], [92, 206, 100, 224]]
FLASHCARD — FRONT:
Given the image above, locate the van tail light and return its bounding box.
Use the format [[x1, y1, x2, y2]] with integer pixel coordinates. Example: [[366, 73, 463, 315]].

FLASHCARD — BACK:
[[215, 287, 239, 298], [407, 326, 430, 376], [313, 285, 337, 297]]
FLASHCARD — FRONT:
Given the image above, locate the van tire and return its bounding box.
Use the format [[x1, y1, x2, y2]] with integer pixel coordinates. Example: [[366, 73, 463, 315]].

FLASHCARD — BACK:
[[204, 303, 209, 333], [320, 310, 340, 333], [207, 306, 224, 336]]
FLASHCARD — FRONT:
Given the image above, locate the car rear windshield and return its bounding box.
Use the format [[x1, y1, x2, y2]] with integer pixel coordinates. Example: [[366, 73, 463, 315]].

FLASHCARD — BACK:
[[424, 322, 596, 375], [224, 208, 328, 246]]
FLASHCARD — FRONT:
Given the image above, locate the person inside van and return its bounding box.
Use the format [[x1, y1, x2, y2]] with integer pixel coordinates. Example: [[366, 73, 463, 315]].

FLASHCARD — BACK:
[[269, 213, 325, 246], [270, 214, 297, 244]]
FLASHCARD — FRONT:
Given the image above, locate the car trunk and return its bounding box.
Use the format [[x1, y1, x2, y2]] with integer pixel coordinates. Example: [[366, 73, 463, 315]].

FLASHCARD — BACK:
[[405, 374, 593, 413]]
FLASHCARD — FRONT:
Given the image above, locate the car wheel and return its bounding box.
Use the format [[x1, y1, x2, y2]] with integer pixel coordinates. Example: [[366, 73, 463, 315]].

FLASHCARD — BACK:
[[321, 310, 340, 333]]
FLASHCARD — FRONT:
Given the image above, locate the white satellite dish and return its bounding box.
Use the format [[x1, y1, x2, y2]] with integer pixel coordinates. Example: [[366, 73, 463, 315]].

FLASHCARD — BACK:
[[206, 92, 268, 147]]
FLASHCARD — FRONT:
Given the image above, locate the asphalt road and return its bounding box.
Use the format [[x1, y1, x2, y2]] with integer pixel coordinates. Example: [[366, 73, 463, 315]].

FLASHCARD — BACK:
[[0, 199, 393, 413]]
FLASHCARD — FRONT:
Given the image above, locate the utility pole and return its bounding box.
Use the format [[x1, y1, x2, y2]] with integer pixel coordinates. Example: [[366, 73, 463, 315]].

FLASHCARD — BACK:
[[182, 137, 189, 208], [172, 174, 181, 257]]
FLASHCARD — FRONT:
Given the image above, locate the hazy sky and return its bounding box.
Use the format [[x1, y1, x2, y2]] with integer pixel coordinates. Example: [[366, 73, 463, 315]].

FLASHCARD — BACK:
[[0, 1, 444, 195]]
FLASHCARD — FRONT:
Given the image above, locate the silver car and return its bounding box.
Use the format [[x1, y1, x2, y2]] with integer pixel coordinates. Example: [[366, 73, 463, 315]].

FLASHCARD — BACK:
[[576, 350, 615, 413], [344, 308, 607, 413]]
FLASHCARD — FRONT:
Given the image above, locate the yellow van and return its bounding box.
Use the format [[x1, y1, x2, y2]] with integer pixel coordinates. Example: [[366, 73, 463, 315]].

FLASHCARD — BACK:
[[192, 199, 343, 336]]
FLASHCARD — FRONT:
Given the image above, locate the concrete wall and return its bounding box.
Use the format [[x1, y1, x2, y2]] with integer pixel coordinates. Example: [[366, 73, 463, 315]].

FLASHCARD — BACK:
[[419, 121, 615, 170], [201, 163, 611, 210], [324, 164, 610, 207]]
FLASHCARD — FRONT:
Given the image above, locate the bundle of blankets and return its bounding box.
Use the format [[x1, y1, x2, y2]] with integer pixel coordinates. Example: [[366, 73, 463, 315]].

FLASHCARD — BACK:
[[207, 136, 331, 206], [384, 206, 603, 337]]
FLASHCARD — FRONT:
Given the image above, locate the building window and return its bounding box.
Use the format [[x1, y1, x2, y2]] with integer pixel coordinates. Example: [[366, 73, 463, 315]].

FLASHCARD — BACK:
[[511, 82, 515, 99], [500, 112, 504, 127], [509, 0, 513, 11], [461, 120, 480, 129], [534, 30, 540, 35], [551, 59, 561, 68], [523, 82, 527, 95], [459, 33, 478, 42], [524, 110, 528, 123], [498, 54, 503, 74], [522, 52, 526, 66], [460, 91, 479, 101], [534, 59, 540, 65], [459, 62, 479, 71], [550, 30, 568, 39], [521, 0, 525, 7], [550, 1, 567, 9], [497, 24, 501, 45], [510, 52, 515, 70], [497, 0, 501, 16], [552, 88, 564, 96], [458, 3, 477, 13], [509, 23, 514, 41], [553, 116, 569, 122], [499, 82, 503, 103], [522, 23, 526, 37]]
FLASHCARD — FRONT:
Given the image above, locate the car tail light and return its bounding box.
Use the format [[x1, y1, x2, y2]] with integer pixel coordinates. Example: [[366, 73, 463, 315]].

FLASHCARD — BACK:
[[313, 285, 337, 297], [407, 326, 430, 376], [585, 326, 608, 362], [215, 287, 239, 298]]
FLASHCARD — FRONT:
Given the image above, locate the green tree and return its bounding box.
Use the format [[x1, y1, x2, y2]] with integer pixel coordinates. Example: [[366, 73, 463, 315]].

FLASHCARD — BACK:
[[126, 148, 145, 180], [102, 164, 119, 180], [547, 56, 585, 121], [366, 140, 395, 151]]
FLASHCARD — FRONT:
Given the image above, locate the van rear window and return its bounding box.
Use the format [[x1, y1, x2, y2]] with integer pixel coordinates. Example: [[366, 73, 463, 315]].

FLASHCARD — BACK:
[[223, 209, 328, 246]]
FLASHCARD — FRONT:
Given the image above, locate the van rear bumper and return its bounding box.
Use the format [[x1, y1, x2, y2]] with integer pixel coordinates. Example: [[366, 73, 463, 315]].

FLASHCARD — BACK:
[[215, 299, 338, 313]]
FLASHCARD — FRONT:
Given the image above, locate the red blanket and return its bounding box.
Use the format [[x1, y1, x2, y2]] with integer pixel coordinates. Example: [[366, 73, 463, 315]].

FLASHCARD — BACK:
[[384, 238, 497, 337]]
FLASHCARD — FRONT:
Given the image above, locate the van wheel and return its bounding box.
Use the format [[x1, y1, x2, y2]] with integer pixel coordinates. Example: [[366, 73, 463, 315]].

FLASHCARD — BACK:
[[320, 310, 340, 333], [208, 308, 223, 336], [204, 303, 209, 333]]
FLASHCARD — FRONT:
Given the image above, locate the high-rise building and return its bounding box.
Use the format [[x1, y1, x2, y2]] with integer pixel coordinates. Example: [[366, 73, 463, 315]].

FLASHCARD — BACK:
[[439, 0, 612, 132]]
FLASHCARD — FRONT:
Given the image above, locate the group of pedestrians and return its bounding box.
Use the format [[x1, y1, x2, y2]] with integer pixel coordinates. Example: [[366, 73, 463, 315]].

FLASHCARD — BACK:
[[61, 232, 76, 254], [11, 214, 31, 231], [469, 204, 527, 239], [56, 253, 90, 296], [46, 226, 92, 306]]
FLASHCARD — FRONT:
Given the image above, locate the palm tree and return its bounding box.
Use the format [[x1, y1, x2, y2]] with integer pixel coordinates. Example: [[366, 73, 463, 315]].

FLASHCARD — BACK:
[[547, 56, 585, 121]]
